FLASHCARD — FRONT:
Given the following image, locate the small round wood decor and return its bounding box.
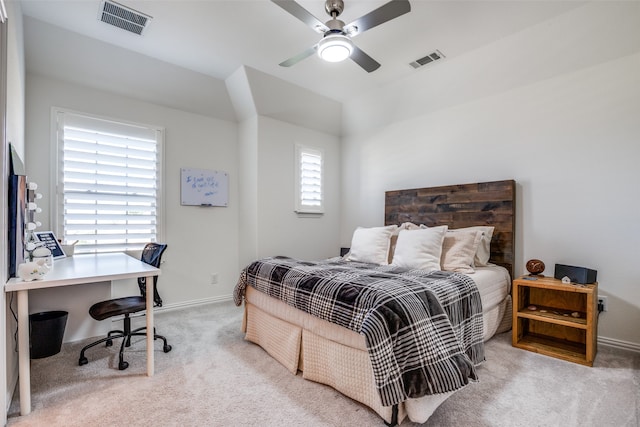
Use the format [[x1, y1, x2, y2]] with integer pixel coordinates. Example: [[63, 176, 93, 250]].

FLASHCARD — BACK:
[[526, 259, 545, 276]]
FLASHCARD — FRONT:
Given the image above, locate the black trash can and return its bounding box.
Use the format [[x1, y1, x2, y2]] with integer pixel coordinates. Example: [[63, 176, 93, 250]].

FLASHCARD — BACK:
[[29, 311, 68, 359]]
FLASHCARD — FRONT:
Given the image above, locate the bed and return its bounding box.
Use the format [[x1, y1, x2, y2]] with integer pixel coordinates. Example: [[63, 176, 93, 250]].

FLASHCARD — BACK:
[[234, 180, 516, 425]]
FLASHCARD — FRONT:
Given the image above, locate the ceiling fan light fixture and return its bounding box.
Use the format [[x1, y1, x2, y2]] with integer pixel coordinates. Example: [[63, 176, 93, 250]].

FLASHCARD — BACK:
[[317, 34, 353, 62]]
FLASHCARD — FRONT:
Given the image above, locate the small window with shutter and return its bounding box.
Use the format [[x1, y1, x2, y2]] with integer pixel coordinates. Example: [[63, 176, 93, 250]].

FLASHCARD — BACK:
[[295, 144, 323, 214]]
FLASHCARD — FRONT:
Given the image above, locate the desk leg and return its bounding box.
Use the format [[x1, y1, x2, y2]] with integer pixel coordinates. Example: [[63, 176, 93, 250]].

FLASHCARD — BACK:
[[17, 290, 31, 415], [146, 275, 154, 376]]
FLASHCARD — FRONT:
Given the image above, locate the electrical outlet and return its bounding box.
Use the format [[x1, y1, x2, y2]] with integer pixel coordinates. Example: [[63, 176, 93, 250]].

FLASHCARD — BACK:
[[598, 296, 608, 312], [210, 273, 219, 285]]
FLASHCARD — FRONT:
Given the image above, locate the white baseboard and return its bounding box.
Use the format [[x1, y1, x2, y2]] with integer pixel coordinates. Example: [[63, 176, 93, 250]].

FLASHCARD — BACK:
[[155, 295, 234, 313], [598, 336, 640, 353], [100, 295, 234, 337]]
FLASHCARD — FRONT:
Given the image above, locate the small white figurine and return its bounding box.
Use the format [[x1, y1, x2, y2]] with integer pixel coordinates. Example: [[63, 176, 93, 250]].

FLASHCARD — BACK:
[[18, 258, 51, 281]]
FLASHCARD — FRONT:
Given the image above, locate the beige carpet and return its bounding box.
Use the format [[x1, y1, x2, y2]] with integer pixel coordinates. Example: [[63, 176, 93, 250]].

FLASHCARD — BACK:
[[7, 301, 640, 426]]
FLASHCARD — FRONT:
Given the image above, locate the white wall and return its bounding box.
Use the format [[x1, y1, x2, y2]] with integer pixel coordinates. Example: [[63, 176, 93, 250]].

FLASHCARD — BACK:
[[3, 0, 25, 419], [237, 116, 259, 268], [24, 16, 236, 122], [255, 116, 341, 261], [341, 3, 640, 347], [4, 2, 23, 158], [24, 74, 239, 341], [227, 67, 342, 267]]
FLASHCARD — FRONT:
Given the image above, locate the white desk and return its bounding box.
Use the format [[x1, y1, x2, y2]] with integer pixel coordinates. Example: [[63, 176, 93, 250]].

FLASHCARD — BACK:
[[5, 253, 160, 415]]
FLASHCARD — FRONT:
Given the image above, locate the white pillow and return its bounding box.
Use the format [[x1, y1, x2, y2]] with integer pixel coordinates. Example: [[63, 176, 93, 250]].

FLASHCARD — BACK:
[[454, 226, 495, 266], [391, 226, 448, 271], [441, 229, 484, 274], [347, 225, 398, 265], [388, 222, 422, 263]]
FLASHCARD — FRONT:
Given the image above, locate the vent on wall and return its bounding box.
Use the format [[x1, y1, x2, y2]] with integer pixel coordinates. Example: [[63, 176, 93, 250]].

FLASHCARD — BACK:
[[99, 0, 152, 35], [409, 50, 445, 69]]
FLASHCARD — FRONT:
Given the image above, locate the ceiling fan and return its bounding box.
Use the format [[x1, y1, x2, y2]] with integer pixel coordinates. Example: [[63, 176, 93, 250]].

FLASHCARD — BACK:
[[272, 0, 411, 72]]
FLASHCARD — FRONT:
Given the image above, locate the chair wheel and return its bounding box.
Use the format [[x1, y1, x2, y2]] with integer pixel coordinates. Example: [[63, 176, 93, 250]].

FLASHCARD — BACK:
[[163, 344, 172, 353], [105, 339, 113, 347], [79, 357, 88, 366], [118, 361, 129, 370]]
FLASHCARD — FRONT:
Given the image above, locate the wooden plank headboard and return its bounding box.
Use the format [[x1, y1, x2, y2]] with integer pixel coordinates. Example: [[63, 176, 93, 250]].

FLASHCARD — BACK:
[[385, 180, 516, 279]]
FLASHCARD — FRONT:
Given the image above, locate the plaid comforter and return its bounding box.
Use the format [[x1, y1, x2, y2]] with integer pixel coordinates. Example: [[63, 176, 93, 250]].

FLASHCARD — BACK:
[[233, 256, 484, 407]]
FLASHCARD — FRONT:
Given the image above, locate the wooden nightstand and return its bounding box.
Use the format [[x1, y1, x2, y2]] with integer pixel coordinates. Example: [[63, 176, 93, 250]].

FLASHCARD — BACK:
[[512, 276, 598, 366]]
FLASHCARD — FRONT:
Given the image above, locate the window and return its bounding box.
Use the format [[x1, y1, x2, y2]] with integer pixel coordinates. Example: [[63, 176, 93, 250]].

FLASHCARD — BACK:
[[295, 144, 323, 214], [54, 109, 163, 253]]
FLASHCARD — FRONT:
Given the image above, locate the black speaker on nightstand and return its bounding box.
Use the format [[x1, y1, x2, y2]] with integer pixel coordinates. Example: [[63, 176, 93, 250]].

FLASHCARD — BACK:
[[554, 264, 597, 284]]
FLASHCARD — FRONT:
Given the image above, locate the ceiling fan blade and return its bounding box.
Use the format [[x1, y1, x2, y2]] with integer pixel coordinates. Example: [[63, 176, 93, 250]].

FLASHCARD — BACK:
[[271, 0, 329, 34], [345, 0, 411, 36], [350, 46, 381, 73], [279, 45, 318, 67]]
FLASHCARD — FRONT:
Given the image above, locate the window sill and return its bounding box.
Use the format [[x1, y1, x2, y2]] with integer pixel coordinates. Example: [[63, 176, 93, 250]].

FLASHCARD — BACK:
[[295, 211, 324, 218]]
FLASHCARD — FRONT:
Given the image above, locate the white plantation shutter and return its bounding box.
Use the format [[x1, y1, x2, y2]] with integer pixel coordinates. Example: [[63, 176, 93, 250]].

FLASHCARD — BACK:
[[295, 145, 323, 213], [55, 110, 162, 253]]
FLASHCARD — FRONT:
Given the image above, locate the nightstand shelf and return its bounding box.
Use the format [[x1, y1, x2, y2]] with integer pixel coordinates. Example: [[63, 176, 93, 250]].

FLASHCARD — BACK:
[[512, 276, 597, 366], [517, 305, 588, 328]]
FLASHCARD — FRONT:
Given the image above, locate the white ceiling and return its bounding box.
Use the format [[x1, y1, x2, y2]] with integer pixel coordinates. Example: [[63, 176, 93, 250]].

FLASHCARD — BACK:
[[19, 0, 584, 103]]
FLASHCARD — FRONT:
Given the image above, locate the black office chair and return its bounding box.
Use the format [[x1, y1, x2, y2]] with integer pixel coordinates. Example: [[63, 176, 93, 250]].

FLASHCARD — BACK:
[[79, 243, 172, 370]]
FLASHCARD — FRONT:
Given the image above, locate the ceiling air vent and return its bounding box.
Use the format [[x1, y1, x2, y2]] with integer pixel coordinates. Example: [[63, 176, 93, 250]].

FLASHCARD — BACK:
[[409, 50, 445, 69], [99, 1, 152, 35]]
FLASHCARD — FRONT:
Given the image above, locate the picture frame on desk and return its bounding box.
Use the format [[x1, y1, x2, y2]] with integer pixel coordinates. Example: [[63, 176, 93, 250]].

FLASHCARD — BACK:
[[34, 231, 67, 259]]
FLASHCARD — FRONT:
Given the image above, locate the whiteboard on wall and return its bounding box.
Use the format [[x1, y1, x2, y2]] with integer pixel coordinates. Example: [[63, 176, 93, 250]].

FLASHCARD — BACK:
[[180, 168, 229, 207]]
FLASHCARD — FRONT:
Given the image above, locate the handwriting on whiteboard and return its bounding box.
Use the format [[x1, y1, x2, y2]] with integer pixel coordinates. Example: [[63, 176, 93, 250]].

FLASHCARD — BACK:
[[186, 174, 219, 197]]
